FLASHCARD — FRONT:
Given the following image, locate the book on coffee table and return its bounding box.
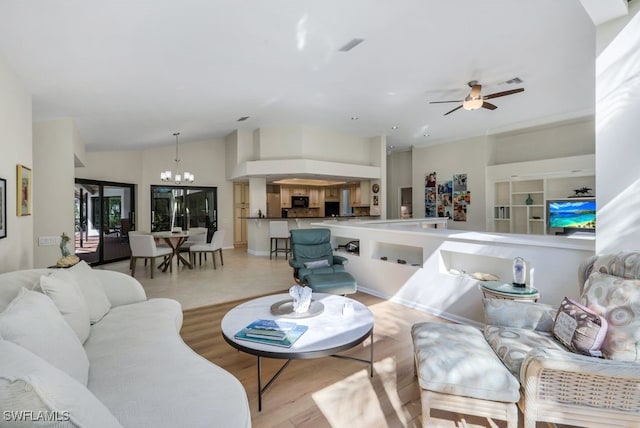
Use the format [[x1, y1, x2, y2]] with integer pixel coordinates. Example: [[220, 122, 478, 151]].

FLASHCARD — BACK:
[[235, 319, 308, 347]]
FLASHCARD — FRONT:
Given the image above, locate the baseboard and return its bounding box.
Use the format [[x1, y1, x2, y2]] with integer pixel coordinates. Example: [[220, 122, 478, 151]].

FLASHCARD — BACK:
[[357, 286, 483, 329]]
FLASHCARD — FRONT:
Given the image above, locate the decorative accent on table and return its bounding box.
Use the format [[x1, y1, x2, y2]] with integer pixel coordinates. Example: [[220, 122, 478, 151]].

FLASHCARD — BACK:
[[289, 284, 312, 313], [0, 177, 6, 239], [525, 194, 533, 205], [512, 257, 527, 288], [570, 187, 593, 198], [16, 164, 32, 216], [270, 298, 324, 319], [56, 232, 80, 267]]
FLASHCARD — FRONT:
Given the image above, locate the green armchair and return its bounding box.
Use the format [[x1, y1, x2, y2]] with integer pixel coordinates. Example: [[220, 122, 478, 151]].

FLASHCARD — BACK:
[[288, 228, 356, 295]]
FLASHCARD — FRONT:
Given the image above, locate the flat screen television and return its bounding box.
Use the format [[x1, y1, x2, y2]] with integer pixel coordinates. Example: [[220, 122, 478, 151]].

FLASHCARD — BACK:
[[547, 198, 596, 233]]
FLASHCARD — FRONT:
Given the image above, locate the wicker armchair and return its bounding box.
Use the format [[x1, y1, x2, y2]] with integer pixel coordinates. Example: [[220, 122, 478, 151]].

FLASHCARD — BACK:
[[517, 252, 640, 428]]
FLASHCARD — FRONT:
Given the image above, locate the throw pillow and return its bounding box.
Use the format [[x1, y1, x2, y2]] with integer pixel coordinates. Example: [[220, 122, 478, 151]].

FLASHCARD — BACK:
[[39, 270, 91, 343], [304, 259, 330, 269], [0, 288, 89, 385], [581, 271, 640, 361], [0, 340, 122, 428], [552, 296, 608, 356], [70, 260, 112, 323]]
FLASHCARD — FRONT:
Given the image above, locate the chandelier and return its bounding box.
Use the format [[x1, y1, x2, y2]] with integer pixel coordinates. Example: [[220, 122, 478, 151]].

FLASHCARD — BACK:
[[160, 132, 194, 184]]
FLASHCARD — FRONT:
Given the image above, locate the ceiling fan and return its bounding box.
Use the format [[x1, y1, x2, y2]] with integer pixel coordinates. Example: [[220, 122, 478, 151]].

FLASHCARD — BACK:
[[430, 80, 525, 116]]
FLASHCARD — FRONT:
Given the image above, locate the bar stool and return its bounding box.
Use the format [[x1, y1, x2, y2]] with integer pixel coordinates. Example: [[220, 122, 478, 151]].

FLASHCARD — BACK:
[[269, 221, 290, 260]]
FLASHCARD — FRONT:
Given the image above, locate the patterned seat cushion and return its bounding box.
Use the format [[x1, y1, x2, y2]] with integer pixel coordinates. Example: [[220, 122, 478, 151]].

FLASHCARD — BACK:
[[412, 322, 520, 403], [484, 325, 567, 379]]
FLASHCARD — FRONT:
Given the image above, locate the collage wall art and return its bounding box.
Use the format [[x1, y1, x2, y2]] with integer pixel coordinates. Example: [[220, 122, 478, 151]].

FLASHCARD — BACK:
[[425, 172, 470, 222]]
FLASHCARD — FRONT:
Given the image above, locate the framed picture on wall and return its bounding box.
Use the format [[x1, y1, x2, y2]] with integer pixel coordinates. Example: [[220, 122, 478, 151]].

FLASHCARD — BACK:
[[16, 164, 32, 216], [0, 177, 6, 238]]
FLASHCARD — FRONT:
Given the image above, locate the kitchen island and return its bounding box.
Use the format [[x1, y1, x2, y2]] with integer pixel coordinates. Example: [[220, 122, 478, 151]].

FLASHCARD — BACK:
[[243, 216, 381, 257]]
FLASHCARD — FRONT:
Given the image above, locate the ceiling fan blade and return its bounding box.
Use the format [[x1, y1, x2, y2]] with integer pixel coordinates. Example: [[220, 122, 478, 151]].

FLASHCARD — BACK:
[[483, 88, 525, 100], [429, 100, 463, 104], [482, 102, 498, 110], [443, 105, 463, 116]]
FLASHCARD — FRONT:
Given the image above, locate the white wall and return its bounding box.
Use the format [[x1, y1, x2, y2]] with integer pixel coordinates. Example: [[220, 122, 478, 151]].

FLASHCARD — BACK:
[[412, 136, 489, 231], [411, 118, 597, 232], [386, 150, 412, 219], [595, 3, 640, 253], [77, 139, 235, 248], [0, 52, 33, 272], [488, 119, 595, 165], [254, 127, 378, 165], [33, 119, 78, 267]]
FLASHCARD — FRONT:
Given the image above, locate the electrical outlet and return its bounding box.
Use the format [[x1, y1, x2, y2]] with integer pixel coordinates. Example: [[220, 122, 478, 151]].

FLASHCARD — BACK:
[[38, 236, 60, 246]]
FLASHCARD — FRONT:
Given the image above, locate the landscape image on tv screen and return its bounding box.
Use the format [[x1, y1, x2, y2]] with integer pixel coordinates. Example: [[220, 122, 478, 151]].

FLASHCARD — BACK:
[[548, 200, 596, 230]]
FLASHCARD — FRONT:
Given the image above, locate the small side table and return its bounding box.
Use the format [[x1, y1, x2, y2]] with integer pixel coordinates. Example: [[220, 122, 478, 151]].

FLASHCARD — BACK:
[[479, 280, 540, 301]]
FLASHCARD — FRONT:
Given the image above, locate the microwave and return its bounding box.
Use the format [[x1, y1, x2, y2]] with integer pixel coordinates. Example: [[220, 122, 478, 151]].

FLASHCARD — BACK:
[[291, 196, 309, 208]]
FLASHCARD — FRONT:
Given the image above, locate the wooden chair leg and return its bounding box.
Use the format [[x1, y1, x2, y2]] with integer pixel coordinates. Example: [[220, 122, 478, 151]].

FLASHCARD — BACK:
[[131, 257, 137, 277], [218, 249, 224, 266], [150, 258, 155, 279], [212, 251, 217, 269]]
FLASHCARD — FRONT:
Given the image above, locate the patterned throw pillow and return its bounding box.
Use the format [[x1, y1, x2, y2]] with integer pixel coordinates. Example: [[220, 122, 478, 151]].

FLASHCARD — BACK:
[[581, 271, 640, 361], [552, 296, 608, 356]]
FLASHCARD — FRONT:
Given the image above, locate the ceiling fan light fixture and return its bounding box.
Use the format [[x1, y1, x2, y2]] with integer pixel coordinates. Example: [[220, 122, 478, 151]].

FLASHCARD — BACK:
[[462, 95, 483, 111]]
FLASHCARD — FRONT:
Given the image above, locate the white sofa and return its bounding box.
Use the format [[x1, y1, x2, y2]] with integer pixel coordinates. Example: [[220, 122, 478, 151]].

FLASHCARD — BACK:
[[0, 263, 251, 428]]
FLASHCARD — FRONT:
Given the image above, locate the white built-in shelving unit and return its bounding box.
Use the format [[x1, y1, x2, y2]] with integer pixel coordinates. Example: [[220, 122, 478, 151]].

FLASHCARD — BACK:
[[486, 155, 595, 235]]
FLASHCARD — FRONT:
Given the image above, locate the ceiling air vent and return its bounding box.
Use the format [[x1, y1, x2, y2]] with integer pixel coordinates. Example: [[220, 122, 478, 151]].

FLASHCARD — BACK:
[[237, 116, 250, 122], [339, 38, 364, 52]]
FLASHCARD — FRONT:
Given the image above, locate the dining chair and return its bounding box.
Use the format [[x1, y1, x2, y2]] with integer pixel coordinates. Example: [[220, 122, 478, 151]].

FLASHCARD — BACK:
[[177, 227, 208, 266], [189, 230, 225, 269], [128, 233, 173, 278]]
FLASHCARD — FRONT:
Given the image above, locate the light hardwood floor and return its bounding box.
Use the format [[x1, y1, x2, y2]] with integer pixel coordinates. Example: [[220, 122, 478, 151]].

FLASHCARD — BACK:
[[102, 248, 555, 427]]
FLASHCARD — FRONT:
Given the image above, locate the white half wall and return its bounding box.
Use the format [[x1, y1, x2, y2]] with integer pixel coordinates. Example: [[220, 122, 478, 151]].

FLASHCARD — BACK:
[[0, 52, 33, 272]]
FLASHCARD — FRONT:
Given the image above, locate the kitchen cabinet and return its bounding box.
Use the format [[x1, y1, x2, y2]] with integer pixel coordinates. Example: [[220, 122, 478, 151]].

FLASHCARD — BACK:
[[291, 187, 308, 196], [309, 188, 323, 208], [325, 187, 341, 201], [280, 186, 291, 208], [234, 182, 249, 204], [349, 181, 370, 207]]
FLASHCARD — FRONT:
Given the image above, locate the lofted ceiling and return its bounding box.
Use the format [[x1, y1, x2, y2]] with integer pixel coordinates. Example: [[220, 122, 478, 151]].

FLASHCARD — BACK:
[[0, 1, 600, 153]]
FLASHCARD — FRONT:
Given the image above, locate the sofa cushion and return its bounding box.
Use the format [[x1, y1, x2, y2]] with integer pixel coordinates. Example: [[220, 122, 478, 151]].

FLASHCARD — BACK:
[[581, 271, 640, 361], [39, 270, 91, 343], [0, 340, 122, 428], [483, 298, 556, 332], [84, 298, 250, 428], [412, 322, 520, 403], [70, 261, 112, 323], [552, 296, 608, 356], [484, 325, 567, 379], [0, 288, 89, 386]]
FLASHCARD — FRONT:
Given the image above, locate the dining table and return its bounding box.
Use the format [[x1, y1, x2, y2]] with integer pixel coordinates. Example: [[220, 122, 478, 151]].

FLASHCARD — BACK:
[[152, 229, 206, 271]]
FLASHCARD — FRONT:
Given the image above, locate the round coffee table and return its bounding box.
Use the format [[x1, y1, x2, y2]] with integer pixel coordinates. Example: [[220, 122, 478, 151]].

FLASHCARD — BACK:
[[221, 293, 374, 411]]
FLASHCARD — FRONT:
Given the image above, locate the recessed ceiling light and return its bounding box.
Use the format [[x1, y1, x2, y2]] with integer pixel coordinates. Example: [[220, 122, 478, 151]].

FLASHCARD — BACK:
[[351, 117, 359, 120], [237, 116, 250, 122], [391, 126, 399, 130], [423, 133, 430, 137], [339, 38, 365, 52]]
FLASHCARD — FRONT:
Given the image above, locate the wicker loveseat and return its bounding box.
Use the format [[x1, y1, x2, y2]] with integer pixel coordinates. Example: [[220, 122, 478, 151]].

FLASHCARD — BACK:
[[483, 252, 640, 428]]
